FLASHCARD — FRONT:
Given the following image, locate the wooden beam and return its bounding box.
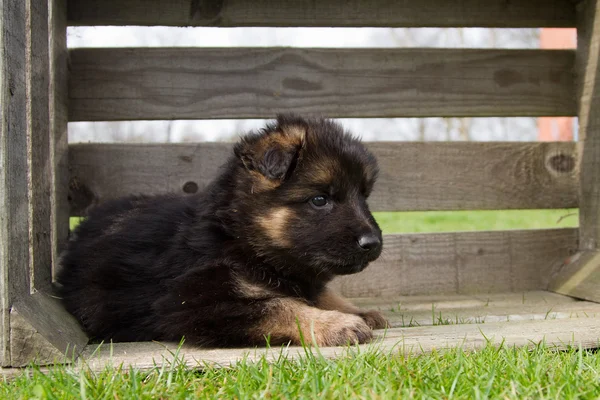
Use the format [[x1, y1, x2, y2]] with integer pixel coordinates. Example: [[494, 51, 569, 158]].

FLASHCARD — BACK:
[[0, 0, 29, 367], [26, 0, 52, 292], [66, 0, 576, 28], [331, 228, 577, 298], [352, 291, 600, 327], [549, 251, 600, 301], [68, 142, 577, 215], [0, 0, 88, 367], [549, 0, 600, 302], [68, 48, 576, 121], [73, 316, 600, 373], [49, 0, 70, 275], [577, 0, 600, 252]]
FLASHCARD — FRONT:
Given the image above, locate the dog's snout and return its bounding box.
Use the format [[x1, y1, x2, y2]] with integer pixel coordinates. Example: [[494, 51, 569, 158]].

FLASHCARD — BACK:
[[357, 233, 381, 251]]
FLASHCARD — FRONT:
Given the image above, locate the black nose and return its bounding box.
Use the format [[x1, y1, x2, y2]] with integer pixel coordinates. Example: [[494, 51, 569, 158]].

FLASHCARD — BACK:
[[357, 234, 381, 251]]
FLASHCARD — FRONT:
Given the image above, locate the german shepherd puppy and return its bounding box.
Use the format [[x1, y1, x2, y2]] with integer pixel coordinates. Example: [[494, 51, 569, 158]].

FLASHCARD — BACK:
[[57, 115, 387, 347]]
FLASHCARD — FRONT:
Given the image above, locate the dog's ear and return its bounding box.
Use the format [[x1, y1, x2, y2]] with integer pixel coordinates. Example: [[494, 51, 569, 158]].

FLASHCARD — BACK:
[[235, 121, 306, 182]]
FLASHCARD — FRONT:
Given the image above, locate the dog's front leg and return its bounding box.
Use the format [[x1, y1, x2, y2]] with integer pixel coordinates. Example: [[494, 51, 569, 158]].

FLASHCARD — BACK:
[[315, 288, 389, 329], [250, 297, 374, 347]]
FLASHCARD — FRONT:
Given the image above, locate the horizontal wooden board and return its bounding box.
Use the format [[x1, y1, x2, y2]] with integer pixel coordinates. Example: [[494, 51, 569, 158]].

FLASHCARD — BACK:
[[68, 141, 577, 215], [351, 291, 600, 327], [331, 228, 578, 297], [75, 316, 600, 373], [2, 291, 599, 378], [68, 48, 576, 121], [66, 0, 576, 27]]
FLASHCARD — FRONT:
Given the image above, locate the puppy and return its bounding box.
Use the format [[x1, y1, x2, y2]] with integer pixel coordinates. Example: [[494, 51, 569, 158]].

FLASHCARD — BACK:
[[57, 114, 388, 347]]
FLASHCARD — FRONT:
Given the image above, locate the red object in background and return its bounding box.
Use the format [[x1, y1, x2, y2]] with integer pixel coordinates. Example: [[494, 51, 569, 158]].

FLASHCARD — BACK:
[[537, 28, 576, 141]]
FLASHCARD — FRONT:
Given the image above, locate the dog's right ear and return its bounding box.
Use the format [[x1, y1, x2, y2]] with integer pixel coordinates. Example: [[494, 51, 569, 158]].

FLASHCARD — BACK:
[[234, 122, 306, 184]]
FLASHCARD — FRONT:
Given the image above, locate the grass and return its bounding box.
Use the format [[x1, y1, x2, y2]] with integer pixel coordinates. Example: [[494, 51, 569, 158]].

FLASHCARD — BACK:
[[373, 209, 578, 234], [70, 209, 579, 234], [3, 343, 600, 399]]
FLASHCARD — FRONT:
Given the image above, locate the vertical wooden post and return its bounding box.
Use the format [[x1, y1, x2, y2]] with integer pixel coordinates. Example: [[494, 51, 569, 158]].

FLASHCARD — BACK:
[[49, 0, 70, 278], [549, 0, 600, 301], [0, 0, 29, 367], [577, 0, 600, 252], [0, 0, 87, 367]]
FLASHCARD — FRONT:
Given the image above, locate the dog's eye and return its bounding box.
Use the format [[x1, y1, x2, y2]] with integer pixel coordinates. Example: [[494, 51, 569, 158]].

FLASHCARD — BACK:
[[310, 195, 328, 208]]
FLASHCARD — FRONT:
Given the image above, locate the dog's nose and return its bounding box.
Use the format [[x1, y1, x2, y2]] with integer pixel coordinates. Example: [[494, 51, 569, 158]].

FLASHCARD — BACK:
[[357, 234, 381, 251]]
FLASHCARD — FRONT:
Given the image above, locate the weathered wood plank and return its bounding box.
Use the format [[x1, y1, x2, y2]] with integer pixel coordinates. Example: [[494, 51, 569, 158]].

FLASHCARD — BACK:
[[9, 292, 88, 367], [66, 0, 576, 28], [26, 0, 52, 291], [548, 0, 600, 303], [576, 0, 600, 252], [549, 251, 600, 301], [49, 0, 69, 276], [1, 0, 29, 367], [72, 316, 600, 374], [68, 48, 576, 121], [0, 0, 88, 367], [68, 142, 578, 215], [351, 291, 600, 327], [330, 229, 578, 298]]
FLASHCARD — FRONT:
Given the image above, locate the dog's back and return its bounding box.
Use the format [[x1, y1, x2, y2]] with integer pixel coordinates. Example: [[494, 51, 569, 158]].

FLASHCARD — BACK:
[[58, 194, 200, 341]]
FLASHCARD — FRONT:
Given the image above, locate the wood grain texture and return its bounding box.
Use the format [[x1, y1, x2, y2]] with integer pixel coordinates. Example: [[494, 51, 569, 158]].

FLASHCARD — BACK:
[[352, 291, 600, 327], [68, 141, 578, 215], [549, 251, 600, 302], [576, 0, 600, 251], [49, 0, 69, 278], [0, 0, 88, 367], [74, 316, 600, 374], [67, 48, 576, 121], [9, 292, 88, 367], [1, 0, 29, 367], [66, 0, 576, 27], [330, 229, 578, 298], [549, 1, 600, 303], [26, 0, 52, 291]]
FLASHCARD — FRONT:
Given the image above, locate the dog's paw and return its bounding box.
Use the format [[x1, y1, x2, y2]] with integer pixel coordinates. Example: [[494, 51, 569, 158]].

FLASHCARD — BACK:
[[312, 311, 373, 347], [359, 310, 389, 330]]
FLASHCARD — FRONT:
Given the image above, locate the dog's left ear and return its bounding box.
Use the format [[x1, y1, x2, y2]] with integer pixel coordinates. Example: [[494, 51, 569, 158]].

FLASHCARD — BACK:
[[235, 122, 306, 183]]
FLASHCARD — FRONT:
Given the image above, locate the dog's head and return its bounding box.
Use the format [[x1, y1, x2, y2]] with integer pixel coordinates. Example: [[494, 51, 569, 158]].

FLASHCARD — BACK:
[[230, 114, 382, 279]]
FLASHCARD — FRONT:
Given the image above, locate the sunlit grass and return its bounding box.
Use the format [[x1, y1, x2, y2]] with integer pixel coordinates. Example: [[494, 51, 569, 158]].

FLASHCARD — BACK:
[[374, 209, 578, 234], [71, 209, 579, 234], [3, 342, 599, 399]]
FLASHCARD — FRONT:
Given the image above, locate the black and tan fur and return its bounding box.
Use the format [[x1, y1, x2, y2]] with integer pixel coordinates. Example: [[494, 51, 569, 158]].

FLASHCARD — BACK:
[[57, 114, 387, 347]]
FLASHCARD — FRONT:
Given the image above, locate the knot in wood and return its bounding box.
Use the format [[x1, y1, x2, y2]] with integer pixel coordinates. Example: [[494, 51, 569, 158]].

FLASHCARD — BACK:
[[183, 181, 199, 194], [548, 154, 575, 174]]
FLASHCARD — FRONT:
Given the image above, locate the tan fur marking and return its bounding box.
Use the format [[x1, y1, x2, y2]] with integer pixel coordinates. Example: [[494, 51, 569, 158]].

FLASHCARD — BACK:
[[255, 207, 292, 248], [315, 288, 361, 314], [316, 288, 390, 330], [233, 274, 278, 300], [245, 125, 306, 192], [249, 170, 280, 193], [251, 298, 372, 347], [307, 159, 338, 186], [280, 125, 307, 145]]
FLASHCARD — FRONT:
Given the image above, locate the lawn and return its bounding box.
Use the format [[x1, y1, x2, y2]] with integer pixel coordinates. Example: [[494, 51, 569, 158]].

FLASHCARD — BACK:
[[373, 209, 578, 233], [2, 343, 600, 399], [70, 208, 579, 234], [13, 209, 585, 399]]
